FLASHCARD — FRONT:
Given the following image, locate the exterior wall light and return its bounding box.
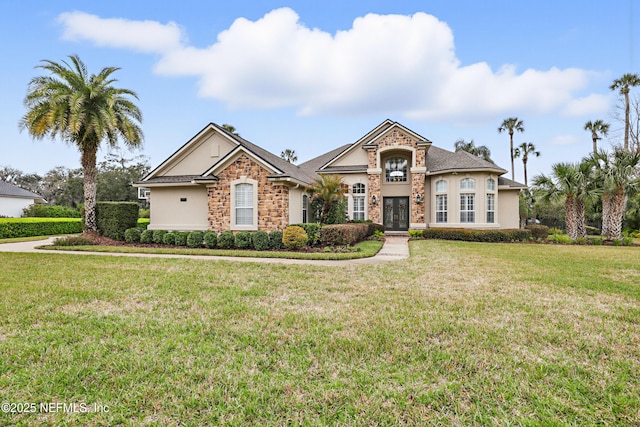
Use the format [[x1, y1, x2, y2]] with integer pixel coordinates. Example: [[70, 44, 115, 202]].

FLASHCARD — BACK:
[[415, 194, 422, 204], [372, 194, 377, 205]]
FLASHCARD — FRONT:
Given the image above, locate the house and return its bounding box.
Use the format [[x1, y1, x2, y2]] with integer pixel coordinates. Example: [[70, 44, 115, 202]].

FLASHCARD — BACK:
[[136, 120, 525, 232], [0, 181, 46, 217]]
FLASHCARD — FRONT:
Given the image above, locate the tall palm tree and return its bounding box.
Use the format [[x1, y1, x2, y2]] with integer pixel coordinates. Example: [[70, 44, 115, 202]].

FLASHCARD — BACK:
[[498, 117, 525, 181], [309, 174, 345, 224], [280, 149, 298, 164], [610, 73, 640, 151], [20, 55, 143, 232], [453, 139, 493, 163], [221, 123, 239, 136], [513, 142, 540, 186], [587, 149, 640, 240], [532, 162, 592, 240], [584, 120, 610, 155]]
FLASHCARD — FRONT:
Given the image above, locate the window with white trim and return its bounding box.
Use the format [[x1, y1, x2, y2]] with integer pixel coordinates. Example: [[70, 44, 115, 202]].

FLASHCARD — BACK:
[[352, 183, 365, 220], [460, 178, 476, 190], [436, 194, 447, 223], [486, 193, 495, 223], [460, 194, 475, 223], [385, 157, 408, 182], [435, 179, 447, 192], [302, 194, 308, 223], [235, 183, 253, 226], [487, 178, 495, 191]]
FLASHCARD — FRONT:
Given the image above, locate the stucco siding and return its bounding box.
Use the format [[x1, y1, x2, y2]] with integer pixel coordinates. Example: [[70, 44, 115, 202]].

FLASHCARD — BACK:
[[498, 190, 521, 229], [331, 144, 369, 167], [148, 186, 209, 231], [288, 187, 303, 225], [157, 132, 237, 177], [0, 196, 35, 217]]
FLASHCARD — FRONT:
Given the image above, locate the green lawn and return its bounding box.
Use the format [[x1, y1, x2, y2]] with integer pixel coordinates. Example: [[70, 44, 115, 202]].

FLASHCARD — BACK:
[[0, 241, 638, 425]]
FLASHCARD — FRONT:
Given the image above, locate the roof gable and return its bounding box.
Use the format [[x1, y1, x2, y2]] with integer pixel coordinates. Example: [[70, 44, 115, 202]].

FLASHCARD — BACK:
[[426, 146, 507, 174], [0, 181, 45, 200]]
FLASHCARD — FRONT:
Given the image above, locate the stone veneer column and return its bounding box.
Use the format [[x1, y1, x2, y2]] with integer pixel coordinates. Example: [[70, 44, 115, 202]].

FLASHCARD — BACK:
[[366, 147, 381, 224]]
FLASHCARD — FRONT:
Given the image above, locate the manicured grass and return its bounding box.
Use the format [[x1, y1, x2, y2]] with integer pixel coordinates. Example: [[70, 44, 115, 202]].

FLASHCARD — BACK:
[[39, 239, 383, 260], [0, 240, 638, 425], [0, 236, 49, 244]]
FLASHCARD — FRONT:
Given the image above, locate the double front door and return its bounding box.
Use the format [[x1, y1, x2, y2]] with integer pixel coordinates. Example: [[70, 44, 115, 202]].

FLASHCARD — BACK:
[[383, 197, 409, 231]]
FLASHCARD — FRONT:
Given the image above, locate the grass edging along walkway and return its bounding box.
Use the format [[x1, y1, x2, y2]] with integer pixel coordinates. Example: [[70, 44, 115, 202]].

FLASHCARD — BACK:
[[0, 236, 49, 244], [38, 239, 384, 261]]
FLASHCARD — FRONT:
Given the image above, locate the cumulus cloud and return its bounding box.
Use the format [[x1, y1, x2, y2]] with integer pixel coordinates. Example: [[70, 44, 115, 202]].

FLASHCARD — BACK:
[[58, 11, 185, 53], [57, 8, 602, 120]]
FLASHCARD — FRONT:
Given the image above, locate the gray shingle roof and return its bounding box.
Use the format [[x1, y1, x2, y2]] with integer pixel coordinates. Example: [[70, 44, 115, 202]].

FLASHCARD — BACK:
[[426, 146, 506, 174], [0, 181, 44, 199], [298, 144, 352, 174], [498, 176, 527, 188], [140, 175, 202, 185]]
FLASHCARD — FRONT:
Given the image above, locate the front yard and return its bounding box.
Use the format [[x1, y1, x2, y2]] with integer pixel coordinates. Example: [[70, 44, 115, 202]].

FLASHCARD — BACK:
[[0, 241, 638, 425]]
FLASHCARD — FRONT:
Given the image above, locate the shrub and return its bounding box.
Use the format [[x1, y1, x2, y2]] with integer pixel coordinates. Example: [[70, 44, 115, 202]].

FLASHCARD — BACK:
[[96, 202, 139, 241], [548, 227, 563, 235], [162, 232, 176, 245], [408, 230, 423, 238], [174, 232, 189, 246], [152, 230, 167, 244], [218, 230, 235, 249], [367, 223, 385, 237], [138, 208, 150, 218], [320, 223, 369, 246], [187, 231, 204, 248], [282, 225, 308, 249], [252, 230, 270, 251], [124, 228, 141, 243], [623, 237, 634, 246], [550, 233, 573, 244], [137, 218, 150, 230], [203, 231, 218, 249], [0, 218, 83, 239], [52, 235, 96, 246], [22, 204, 81, 218], [269, 230, 284, 249], [585, 225, 600, 236], [423, 228, 532, 243], [235, 231, 252, 249], [140, 229, 153, 244], [291, 223, 321, 246], [525, 224, 549, 240]]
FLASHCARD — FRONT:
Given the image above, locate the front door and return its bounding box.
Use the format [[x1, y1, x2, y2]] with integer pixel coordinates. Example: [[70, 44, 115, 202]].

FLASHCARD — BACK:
[[383, 197, 409, 231]]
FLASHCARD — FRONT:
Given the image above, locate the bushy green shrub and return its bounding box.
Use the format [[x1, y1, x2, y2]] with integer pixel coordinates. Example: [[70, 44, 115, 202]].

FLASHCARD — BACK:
[[187, 231, 204, 248], [0, 218, 83, 238], [252, 230, 270, 251], [408, 230, 423, 238], [140, 229, 153, 243], [218, 230, 235, 249], [423, 228, 532, 243], [152, 230, 167, 244], [174, 232, 189, 246], [268, 230, 284, 249], [203, 231, 217, 249], [22, 204, 81, 218], [320, 223, 369, 246], [124, 228, 141, 243], [162, 232, 176, 245], [366, 223, 385, 236], [291, 223, 321, 246], [550, 233, 573, 244], [96, 202, 139, 240], [52, 235, 96, 246], [137, 218, 150, 230], [525, 224, 549, 240], [235, 231, 252, 249], [138, 208, 150, 218], [548, 227, 563, 235], [282, 225, 308, 249]]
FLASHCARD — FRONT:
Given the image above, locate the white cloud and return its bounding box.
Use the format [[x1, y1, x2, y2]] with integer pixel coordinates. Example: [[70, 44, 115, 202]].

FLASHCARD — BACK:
[[548, 135, 579, 145], [58, 8, 604, 120], [560, 93, 612, 116], [58, 11, 185, 53]]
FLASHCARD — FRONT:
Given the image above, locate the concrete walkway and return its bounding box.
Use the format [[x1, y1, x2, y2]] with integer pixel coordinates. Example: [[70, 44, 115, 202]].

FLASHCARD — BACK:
[[0, 235, 409, 266]]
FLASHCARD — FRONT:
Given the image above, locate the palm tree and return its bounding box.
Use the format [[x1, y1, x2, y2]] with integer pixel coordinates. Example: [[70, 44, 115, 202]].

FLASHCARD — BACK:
[[19, 55, 143, 233], [532, 162, 593, 240], [610, 73, 640, 151], [513, 142, 540, 186], [587, 149, 640, 239], [280, 149, 298, 164], [584, 120, 610, 155], [221, 124, 239, 136], [453, 139, 493, 163], [498, 117, 525, 181], [309, 174, 345, 224]]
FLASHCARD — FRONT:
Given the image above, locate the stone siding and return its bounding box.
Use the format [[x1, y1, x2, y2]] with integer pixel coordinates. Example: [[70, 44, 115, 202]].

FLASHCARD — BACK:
[[207, 154, 289, 232]]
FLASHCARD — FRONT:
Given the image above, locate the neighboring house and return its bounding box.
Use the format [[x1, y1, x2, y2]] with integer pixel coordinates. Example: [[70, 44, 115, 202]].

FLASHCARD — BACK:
[[0, 181, 46, 217], [136, 120, 525, 232]]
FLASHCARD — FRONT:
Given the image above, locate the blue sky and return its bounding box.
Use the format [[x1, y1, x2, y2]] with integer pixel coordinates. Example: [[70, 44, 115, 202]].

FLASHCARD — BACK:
[[1, 0, 638, 184]]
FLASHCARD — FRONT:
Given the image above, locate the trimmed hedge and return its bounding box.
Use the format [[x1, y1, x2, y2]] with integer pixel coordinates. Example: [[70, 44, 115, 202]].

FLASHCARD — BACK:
[[96, 202, 139, 240], [423, 228, 532, 242], [235, 231, 252, 249], [203, 231, 218, 249], [140, 229, 153, 243], [137, 218, 150, 230], [252, 230, 269, 251], [124, 228, 141, 243], [525, 224, 549, 240], [218, 230, 235, 249], [162, 232, 176, 245], [22, 204, 81, 218], [283, 226, 308, 249], [268, 230, 284, 249], [0, 218, 82, 238], [320, 223, 369, 246], [174, 232, 189, 246], [187, 231, 204, 248], [366, 223, 385, 236], [291, 223, 321, 246], [152, 230, 167, 244]]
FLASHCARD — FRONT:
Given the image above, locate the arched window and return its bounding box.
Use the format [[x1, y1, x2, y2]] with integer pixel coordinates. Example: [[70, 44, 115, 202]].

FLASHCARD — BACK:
[[352, 183, 365, 194], [460, 178, 475, 190], [435, 179, 447, 192], [487, 178, 496, 191], [385, 157, 408, 182]]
